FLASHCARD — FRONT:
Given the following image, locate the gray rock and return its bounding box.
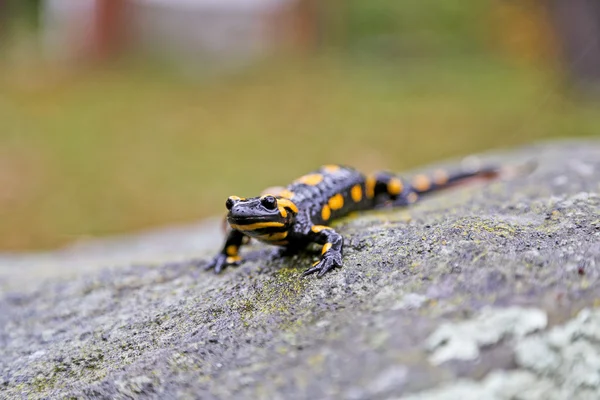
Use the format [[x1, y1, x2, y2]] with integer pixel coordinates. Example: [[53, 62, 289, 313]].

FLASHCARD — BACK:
[[1, 141, 600, 399]]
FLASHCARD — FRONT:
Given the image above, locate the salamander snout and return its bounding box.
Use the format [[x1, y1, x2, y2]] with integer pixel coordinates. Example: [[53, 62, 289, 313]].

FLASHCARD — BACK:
[[226, 196, 282, 224]]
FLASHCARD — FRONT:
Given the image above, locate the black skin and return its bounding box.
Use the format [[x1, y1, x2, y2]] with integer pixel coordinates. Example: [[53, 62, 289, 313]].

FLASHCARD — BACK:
[[206, 165, 500, 277]]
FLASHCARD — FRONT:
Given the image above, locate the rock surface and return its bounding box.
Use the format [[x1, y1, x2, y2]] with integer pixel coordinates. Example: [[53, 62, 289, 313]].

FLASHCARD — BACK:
[[1, 141, 599, 399]]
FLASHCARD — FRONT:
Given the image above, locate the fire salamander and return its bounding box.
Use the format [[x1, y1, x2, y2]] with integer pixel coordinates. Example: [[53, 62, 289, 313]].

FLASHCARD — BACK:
[[206, 164, 502, 277]]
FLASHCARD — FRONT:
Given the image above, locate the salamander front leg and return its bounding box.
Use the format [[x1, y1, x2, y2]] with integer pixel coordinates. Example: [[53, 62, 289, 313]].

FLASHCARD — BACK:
[[206, 229, 246, 274], [302, 225, 344, 277]]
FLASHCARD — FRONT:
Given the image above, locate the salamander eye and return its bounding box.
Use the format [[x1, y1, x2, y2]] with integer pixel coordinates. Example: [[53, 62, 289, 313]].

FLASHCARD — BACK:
[[226, 196, 238, 210], [261, 195, 277, 210]]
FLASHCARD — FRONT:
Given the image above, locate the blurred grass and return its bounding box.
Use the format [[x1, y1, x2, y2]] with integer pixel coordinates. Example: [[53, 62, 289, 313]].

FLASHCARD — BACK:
[[344, 0, 489, 54], [0, 54, 599, 251]]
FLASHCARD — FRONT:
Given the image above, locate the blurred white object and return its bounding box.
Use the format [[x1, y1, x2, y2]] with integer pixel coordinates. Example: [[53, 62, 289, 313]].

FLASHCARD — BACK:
[[130, 0, 308, 64], [41, 0, 315, 66], [42, 0, 98, 61]]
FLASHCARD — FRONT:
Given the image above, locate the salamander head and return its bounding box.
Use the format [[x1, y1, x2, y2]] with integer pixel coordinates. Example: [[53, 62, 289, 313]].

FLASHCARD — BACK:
[[225, 195, 298, 240]]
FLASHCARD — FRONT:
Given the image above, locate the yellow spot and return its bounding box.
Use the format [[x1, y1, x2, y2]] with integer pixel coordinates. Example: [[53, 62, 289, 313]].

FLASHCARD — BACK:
[[279, 189, 294, 199], [328, 193, 344, 211], [433, 169, 449, 185], [271, 231, 288, 240], [296, 173, 323, 186], [257, 231, 288, 241], [229, 196, 241, 201], [322, 165, 340, 173], [412, 174, 431, 192], [260, 186, 294, 199], [226, 245, 238, 257], [230, 221, 285, 231], [366, 175, 376, 199], [321, 243, 332, 255], [278, 206, 287, 218], [351, 184, 363, 202], [277, 198, 299, 213], [387, 178, 403, 196], [407, 192, 419, 203], [312, 261, 320, 267], [262, 187, 294, 199], [311, 225, 330, 233], [226, 256, 241, 263], [321, 205, 331, 221]]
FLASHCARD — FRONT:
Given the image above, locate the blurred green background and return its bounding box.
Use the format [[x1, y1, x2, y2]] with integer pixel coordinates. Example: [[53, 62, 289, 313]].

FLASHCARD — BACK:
[[1, 0, 599, 251]]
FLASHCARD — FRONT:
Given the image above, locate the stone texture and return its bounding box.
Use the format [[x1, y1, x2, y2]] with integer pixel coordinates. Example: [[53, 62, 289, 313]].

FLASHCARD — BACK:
[[1, 141, 599, 399]]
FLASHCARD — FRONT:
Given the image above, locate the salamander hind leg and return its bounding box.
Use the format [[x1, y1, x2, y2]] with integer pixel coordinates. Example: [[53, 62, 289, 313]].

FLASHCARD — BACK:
[[366, 171, 417, 207], [302, 225, 344, 278]]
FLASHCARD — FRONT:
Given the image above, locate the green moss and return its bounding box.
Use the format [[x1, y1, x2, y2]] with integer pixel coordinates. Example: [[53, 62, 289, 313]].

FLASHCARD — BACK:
[[225, 261, 311, 332], [32, 373, 58, 393], [479, 222, 517, 237], [453, 218, 519, 239], [307, 353, 325, 367]]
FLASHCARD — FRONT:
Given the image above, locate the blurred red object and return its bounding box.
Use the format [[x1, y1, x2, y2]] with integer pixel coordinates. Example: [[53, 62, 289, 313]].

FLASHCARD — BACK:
[[42, 0, 127, 62]]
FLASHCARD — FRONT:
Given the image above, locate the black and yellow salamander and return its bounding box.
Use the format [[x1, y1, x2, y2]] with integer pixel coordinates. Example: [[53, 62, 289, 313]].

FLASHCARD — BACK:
[[207, 163, 504, 277]]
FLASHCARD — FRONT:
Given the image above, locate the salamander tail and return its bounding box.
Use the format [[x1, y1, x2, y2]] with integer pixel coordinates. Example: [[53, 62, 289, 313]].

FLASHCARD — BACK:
[[410, 158, 537, 195]]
